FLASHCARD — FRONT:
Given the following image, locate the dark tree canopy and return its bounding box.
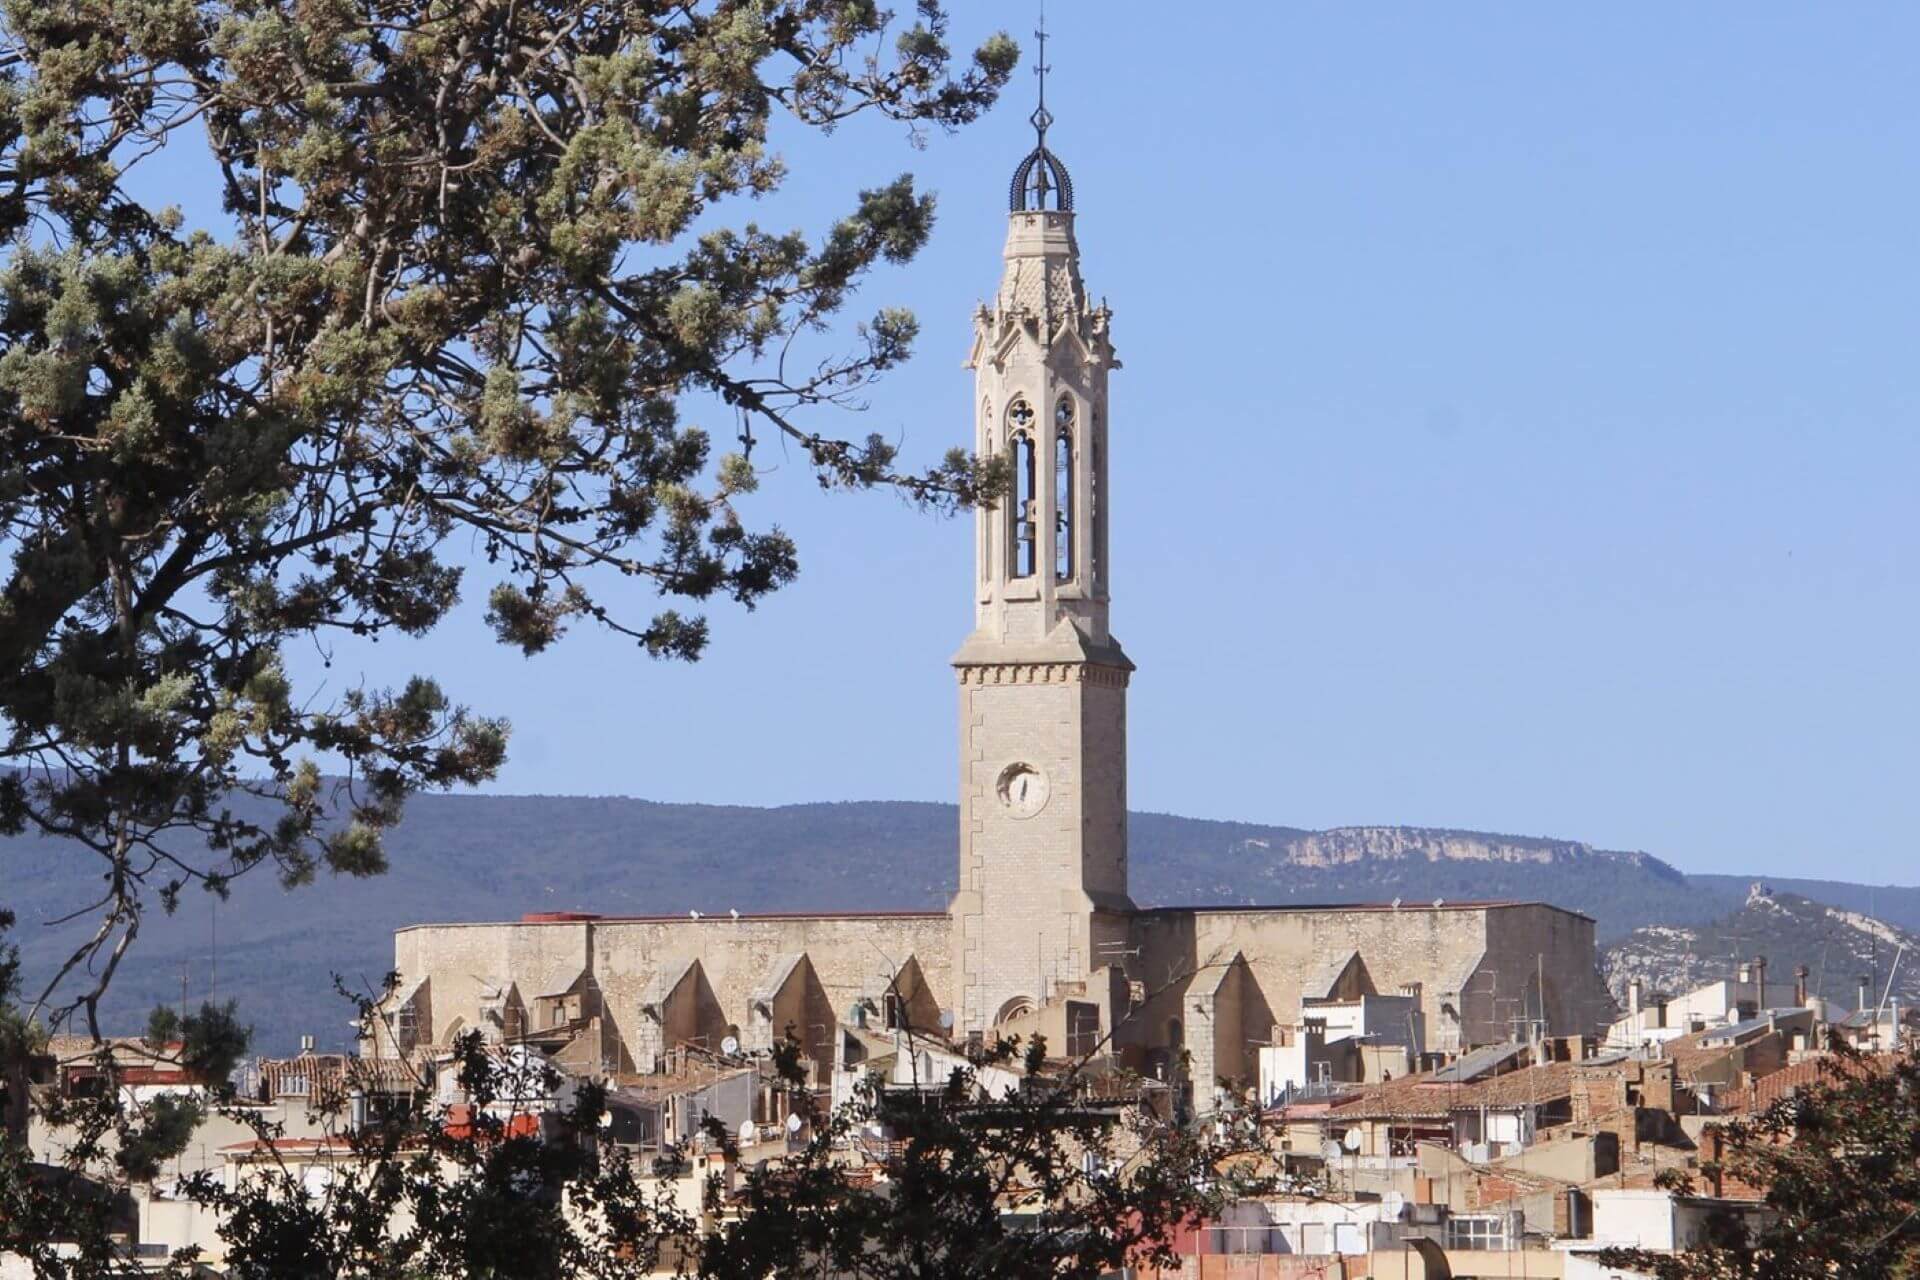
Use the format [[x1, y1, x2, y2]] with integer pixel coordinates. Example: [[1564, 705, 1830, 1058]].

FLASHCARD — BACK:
[[0, 0, 1015, 1031]]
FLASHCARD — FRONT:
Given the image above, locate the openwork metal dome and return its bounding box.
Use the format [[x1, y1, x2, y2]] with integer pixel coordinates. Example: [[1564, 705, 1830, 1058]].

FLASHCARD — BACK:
[[1009, 143, 1074, 212]]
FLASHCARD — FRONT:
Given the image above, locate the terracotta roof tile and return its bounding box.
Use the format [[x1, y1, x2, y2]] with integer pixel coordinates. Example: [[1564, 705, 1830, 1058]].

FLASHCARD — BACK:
[[1329, 1061, 1576, 1120], [1716, 1052, 1899, 1116]]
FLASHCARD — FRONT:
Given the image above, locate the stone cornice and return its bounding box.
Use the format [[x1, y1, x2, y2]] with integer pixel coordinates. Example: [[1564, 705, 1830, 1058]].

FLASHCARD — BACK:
[[953, 662, 1130, 688]]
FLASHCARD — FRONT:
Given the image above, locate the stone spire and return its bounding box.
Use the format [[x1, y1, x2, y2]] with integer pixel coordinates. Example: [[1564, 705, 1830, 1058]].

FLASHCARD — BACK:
[[963, 131, 1118, 650]]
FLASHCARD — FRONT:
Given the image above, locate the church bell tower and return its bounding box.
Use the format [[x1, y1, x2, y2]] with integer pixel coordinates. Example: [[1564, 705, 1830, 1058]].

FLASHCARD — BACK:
[[950, 43, 1133, 1035]]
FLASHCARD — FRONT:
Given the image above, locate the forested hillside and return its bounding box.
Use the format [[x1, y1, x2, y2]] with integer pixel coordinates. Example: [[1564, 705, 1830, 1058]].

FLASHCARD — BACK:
[[7, 796, 1913, 1053]]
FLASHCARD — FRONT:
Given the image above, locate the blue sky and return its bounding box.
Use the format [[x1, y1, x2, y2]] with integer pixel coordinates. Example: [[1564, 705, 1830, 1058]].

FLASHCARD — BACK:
[[145, 5, 1920, 883]]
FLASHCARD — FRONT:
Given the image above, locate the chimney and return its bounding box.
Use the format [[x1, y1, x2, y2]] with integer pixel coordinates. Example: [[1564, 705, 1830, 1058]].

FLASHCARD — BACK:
[[1793, 965, 1809, 1008], [300, 1034, 315, 1053], [1628, 979, 1643, 1016], [1858, 976, 1873, 1014], [1753, 956, 1768, 1007]]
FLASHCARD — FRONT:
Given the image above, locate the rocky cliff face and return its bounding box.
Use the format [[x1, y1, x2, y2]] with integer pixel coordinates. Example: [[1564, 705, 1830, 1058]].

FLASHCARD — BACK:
[[1274, 826, 1676, 872], [1602, 882, 1920, 1011], [1126, 816, 1705, 940]]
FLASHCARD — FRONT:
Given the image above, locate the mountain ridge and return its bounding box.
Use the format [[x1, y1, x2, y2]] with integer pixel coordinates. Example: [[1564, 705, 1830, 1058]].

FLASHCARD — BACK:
[[1602, 883, 1920, 1009], [4, 796, 1911, 1055]]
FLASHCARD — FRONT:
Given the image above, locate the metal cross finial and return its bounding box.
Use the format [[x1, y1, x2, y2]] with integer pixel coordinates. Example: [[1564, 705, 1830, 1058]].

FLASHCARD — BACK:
[[1030, 7, 1053, 150]]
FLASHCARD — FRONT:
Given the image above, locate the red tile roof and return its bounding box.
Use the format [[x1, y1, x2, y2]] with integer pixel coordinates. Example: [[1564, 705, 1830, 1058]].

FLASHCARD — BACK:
[[1329, 1061, 1577, 1120], [1716, 1052, 1899, 1116]]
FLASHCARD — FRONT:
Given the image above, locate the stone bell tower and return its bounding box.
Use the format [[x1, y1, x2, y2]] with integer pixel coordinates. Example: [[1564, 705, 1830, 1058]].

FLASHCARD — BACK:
[[949, 51, 1133, 1036]]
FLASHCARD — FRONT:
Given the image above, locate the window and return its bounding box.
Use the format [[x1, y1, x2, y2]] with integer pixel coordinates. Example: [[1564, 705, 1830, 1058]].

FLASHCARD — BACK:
[[1209, 1225, 1289, 1255], [1008, 399, 1037, 579], [1446, 1215, 1511, 1251], [1065, 1001, 1098, 1059], [395, 1002, 419, 1052], [1053, 397, 1074, 580], [1090, 420, 1104, 592]]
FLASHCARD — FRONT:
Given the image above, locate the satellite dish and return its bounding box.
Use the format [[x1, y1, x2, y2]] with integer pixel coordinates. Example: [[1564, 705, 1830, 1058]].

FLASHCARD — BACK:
[[1381, 1192, 1407, 1219], [938, 1010, 955, 1030], [720, 1035, 740, 1056], [785, 1113, 803, 1134], [738, 1118, 756, 1144], [1320, 1140, 1344, 1162], [1343, 1128, 1363, 1152]]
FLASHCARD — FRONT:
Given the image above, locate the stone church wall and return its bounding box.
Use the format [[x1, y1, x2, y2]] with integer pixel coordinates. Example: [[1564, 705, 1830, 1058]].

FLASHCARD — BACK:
[[389, 912, 953, 1068], [1125, 903, 1614, 1095]]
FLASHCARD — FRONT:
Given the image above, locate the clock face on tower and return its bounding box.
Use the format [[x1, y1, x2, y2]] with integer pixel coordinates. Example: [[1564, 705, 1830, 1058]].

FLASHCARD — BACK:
[[996, 762, 1051, 819]]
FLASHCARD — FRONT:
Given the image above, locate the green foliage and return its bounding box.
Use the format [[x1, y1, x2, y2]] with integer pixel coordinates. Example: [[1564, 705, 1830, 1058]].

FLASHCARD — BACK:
[[145, 999, 252, 1084], [115, 1091, 204, 1181], [1, 910, 41, 1151], [697, 1029, 1250, 1280], [0, 0, 1015, 1030], [1600, 1044, 1920, 1279], [0, 911, 19, 1025]]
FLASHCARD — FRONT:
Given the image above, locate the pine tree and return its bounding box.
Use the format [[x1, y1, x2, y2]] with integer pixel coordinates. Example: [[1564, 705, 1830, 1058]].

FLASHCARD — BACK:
[[0, 0, 1015, 1031]]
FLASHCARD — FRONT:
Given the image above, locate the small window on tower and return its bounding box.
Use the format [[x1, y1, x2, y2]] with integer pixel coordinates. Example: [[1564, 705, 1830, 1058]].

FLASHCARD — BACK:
[[1054, 397, 1074, 580]]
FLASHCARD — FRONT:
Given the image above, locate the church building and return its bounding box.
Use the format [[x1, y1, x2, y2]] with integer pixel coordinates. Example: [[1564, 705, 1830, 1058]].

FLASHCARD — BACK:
[[374, 90, 1615, 1105]]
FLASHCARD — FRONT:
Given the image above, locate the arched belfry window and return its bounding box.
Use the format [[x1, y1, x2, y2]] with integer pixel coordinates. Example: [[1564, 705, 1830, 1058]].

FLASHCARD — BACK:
[[1054, 397, 1075, 580], [1090, 412, 1105, 593], [1007, 398, 1037, 579], [979, 397, 995, 581]]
